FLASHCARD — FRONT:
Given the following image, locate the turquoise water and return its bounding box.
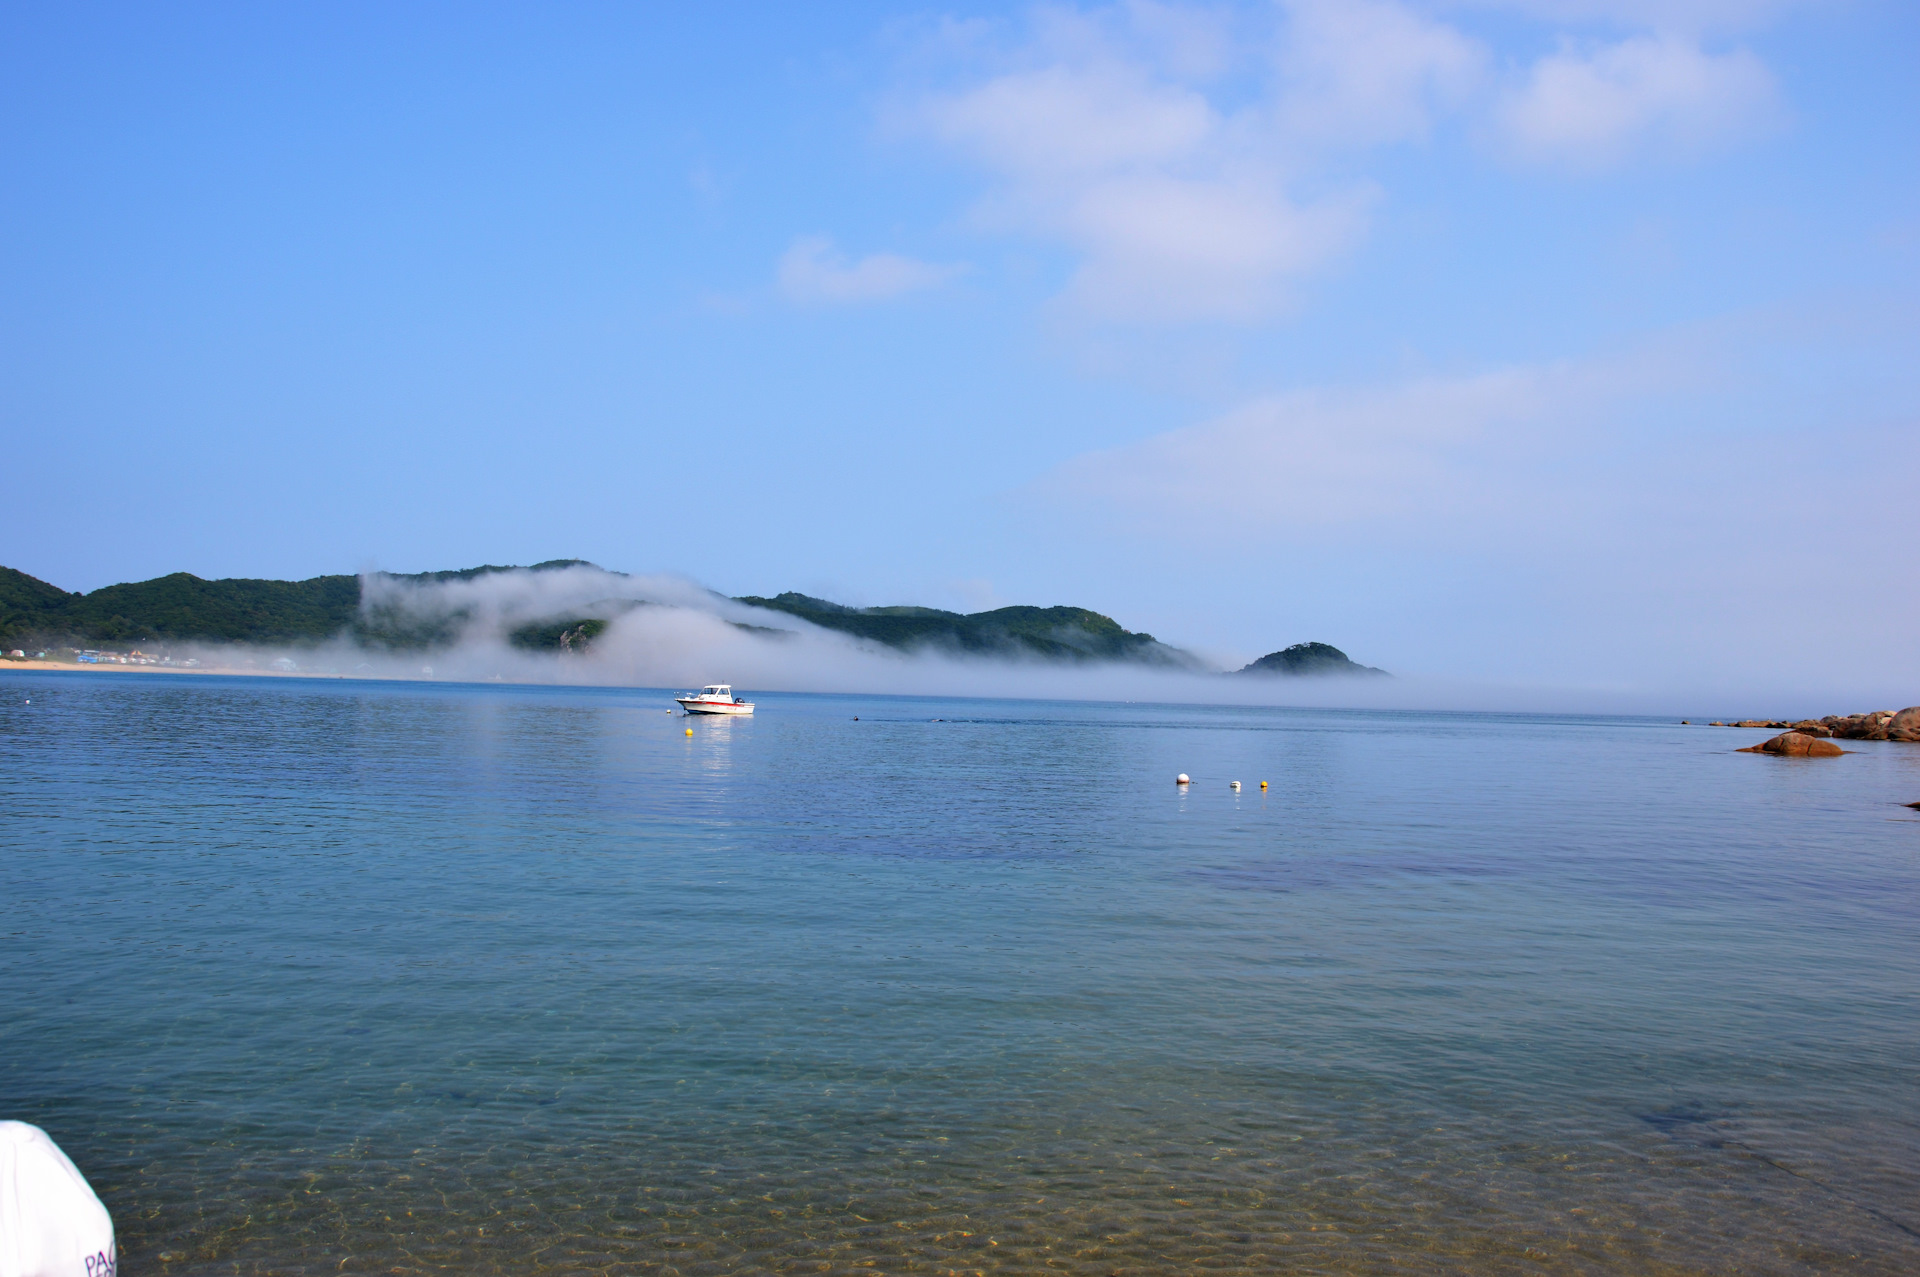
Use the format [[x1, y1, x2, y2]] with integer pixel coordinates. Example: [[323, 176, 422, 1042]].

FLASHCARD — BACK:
[[3, 671, 1918, 1275]]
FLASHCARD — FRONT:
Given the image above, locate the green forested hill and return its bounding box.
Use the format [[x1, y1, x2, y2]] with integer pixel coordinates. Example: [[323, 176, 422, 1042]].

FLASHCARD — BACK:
[[72, 572, 362, 642], [735, 591, 1195, 665], [0, 566, 360, 646], [2, 567, 78, 643], [1, 564, 1377, 675], [2, 566, 1200, 664], [389, 559, 594, 585], [1235, 642, 1389, 677], [0, 561, 621, 648]]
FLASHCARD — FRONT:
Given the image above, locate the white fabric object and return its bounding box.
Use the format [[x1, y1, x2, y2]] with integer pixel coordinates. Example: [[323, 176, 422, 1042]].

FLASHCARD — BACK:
[[0, 1123, 115, 1277]]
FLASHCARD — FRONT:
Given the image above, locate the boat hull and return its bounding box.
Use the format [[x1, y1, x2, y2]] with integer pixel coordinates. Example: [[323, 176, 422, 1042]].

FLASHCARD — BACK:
[[677, 698, 754, 715]]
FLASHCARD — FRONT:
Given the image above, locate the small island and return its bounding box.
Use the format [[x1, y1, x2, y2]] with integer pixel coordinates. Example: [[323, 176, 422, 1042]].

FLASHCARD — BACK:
[[1234, 642, 1389, 678]]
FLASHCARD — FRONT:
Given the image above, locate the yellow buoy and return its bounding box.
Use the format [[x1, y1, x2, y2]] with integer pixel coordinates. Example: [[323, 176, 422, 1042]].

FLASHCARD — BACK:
[[685, 727, 694, 736], [1260, 781, 1268, 789]]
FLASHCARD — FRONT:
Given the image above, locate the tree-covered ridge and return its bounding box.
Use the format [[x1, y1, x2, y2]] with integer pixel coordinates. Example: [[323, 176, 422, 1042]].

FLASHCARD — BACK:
[[1, 566, 359, 645], [84, 572, 361, 642], [394, 559, 595, 585], [2, 566, 79, 646], [0, 562, 596, 647], [4, 568, 1194, 664], [736, 591, 1196, 665], [1, 564, 1384, 676]]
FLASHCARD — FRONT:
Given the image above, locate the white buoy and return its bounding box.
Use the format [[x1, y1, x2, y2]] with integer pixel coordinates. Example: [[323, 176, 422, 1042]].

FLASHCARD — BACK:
[[1230, 780, 1241, 790], [1176, 773, 1190, 785]]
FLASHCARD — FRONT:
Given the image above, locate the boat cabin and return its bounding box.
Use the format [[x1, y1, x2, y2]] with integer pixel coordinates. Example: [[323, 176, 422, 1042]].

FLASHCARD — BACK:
[[677, 683, 753, 714]]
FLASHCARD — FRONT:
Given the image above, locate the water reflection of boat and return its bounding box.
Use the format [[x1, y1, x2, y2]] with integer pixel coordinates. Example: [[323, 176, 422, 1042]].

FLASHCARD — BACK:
[[675, 684, 754, 715]]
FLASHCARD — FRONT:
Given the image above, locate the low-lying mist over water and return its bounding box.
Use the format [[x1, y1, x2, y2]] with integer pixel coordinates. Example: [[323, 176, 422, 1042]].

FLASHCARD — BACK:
[[10, 560, 1879, 718], [7, 558, 1909, 716], [147, 562, 1334, 705]]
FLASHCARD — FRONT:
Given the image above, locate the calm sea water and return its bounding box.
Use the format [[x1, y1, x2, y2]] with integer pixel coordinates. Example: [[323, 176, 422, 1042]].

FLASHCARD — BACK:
[[3, 671, 1918, 1275]]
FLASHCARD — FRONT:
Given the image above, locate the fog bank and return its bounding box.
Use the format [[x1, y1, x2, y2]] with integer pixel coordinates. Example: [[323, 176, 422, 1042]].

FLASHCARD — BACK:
[[128, 564, 1910, 721]]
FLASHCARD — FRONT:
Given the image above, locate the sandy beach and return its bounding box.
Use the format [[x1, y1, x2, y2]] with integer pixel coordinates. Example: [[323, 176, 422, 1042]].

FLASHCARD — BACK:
[[2, 657, 379, 681]]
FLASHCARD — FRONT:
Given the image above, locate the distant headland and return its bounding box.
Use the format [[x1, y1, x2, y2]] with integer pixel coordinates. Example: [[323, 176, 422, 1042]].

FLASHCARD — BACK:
[[734, 591, 1195, 666], [1, 561, 1389, 677]]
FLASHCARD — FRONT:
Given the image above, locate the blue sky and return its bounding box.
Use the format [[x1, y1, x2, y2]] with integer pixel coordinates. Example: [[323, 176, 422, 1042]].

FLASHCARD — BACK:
[[4, 1, 1916, 697]]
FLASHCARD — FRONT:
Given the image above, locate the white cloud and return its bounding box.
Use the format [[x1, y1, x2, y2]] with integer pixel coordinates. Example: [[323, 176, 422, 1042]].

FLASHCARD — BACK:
[[1024, 304, 1920, 546], [1039, 368, 1569, 532], [895, 2, 1794, 321], [1498, 34, 1780, 168], [1459, 0, 1800, 34], [1116, 0, 1236, 78], [1276, 0, 1487, 146], [776, 235, 965, 305], [924, 57, 1217, 177], [907, 6, 1423, 322], [1054, 169, 1372, 320]]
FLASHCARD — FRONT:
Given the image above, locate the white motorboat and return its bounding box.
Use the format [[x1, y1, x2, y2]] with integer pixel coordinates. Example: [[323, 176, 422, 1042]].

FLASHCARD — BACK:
[[676, 684, 755, 715]]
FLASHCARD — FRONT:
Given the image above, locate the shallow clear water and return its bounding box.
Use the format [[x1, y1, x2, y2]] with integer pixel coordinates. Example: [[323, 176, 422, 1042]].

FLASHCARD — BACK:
[[3, 671, 1918, 1275]]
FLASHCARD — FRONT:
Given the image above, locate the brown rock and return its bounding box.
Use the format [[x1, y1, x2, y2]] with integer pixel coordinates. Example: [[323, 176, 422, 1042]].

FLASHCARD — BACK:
[[1736, 719, 1771, 729], [1830, 714, 1884, 740], [1791, 720, 1832, 737], [1738, 731, 1845, 757], [1888, 707, 1920, 742]]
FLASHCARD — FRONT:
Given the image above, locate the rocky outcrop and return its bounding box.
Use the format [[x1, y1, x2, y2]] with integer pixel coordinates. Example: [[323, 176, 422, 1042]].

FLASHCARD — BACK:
[[1822, 710, 1903, 741], [1739, 731, 1845, 757], [1711, 707, 1919, 741]]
